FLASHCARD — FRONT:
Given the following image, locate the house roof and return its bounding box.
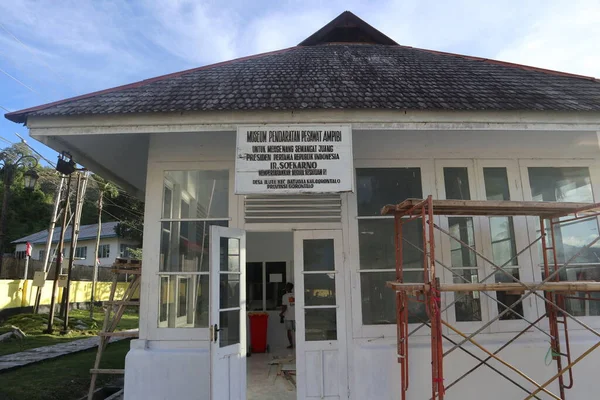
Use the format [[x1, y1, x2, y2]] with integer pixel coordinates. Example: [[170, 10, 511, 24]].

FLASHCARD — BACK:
[[12, 221, 119, 245], [5, 11, 600, 125]]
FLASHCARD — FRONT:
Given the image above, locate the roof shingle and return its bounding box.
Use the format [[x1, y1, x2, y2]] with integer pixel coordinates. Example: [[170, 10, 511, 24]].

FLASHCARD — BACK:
[[5, 14, 600, 123]]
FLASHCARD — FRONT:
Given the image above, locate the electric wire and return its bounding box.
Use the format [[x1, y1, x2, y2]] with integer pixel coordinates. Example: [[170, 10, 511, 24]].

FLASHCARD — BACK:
[[0, 21, 75, 91], [0, 65, 39, 94]]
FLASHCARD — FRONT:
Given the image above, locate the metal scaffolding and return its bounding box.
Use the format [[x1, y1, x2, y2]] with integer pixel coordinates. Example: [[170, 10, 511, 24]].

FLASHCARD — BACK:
[[382, 197, 600, 400]]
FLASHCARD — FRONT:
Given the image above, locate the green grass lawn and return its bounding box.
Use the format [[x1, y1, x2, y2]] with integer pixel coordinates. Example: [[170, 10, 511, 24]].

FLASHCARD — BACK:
[[0, 339, 131, 400], [0, 307, 138, 356]]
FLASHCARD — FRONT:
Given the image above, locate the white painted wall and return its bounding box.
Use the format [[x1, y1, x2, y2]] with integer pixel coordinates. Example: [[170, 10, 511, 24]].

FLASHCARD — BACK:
[[124, 340, 210, 400], [124, 126, 600, 400]]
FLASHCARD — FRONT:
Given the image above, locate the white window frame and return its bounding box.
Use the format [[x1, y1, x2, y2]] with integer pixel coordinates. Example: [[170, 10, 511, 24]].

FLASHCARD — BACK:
[[519, 158, 600, 330], [435, 159, 491, 333], [144, 161, 238, 342], [474, 159, 538, 333], [98, 244, 110, 259], [74, 246, 88, 260], [349, 159, 436, 339]]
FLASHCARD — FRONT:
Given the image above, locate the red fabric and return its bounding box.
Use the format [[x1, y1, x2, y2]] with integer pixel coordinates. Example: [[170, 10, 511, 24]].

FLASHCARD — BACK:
[[25, 242, 32, 257]]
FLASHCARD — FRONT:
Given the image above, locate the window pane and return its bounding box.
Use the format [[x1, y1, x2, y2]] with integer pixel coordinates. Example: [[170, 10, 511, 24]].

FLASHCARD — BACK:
[[220, 237, 240, 272], [356, 168, 422, 216], [163, 170, 229, 219], [247, 262, 263, 311], [448, 217, 481, 322], [528, 167, 600, 316], [304, 273, 336, 306], [163, 186, 173, 219], [159, 274, 209, 328], [483, 167, 510, 201], [444, 167, 471, 200], [558, 266, 600, 316], [359, 218, 423, 270], [219, 273, 240, 309], [484, 167, 521, 319], [360, 271, 427, 324], [448, 217, 477, 267], [219, 309, 241, 347], [305, 308, 337, 341], [453, 269, 482, 322], [159, 220, 228, 272], [495, 268, 524, 320], [178, 278, 189, 317], [266, 262, 286, 310], [303, 239, 334, 271], [528, 167, 593, 203]]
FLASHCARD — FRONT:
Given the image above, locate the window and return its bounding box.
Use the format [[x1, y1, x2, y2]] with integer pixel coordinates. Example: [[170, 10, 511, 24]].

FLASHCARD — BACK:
[[159, 170, 229, 328], [119, 244, 139, 258], [528, 167, 600, 316], [444, 167, 481, 322], [356, 168, 425, 325], [15, 251, 26, 259], [483, 168, 522, 320], [38, 250, 45, 260], [247, 262, 264, 311], [246, 261, 287, 311], [74, 246, 88, 259], [98, 244, 110, 258]]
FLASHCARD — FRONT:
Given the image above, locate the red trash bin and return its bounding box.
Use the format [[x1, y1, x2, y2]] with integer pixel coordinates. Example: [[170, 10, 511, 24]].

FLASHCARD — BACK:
[[248, 312, 269, 353]]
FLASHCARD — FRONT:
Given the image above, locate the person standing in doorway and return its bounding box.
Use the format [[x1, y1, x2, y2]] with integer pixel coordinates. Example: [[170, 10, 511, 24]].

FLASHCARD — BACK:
[[280, 282, 295, 349]]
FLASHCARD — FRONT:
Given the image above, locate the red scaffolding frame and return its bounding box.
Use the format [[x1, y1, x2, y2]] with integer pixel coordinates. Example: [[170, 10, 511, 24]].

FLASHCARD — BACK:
[[382, 196, 600, 400]]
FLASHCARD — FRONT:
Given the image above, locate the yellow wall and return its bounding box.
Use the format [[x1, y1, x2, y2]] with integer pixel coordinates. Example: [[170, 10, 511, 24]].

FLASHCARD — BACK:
[[0, 279, 138, 309]]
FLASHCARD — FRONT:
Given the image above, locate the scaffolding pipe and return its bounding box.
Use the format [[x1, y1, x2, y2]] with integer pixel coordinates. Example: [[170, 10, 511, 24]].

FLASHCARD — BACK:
[[443, 320, 561, 400], [386, 199, 600, 400]]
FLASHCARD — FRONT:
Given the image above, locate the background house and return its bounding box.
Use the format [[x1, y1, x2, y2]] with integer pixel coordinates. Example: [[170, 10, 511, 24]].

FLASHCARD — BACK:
[[12, 221, 140, 267]]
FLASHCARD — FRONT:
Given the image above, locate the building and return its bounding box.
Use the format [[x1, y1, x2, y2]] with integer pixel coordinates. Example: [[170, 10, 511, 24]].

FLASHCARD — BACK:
[[12, 221, 140, 267], [5, 10, 600, 400]]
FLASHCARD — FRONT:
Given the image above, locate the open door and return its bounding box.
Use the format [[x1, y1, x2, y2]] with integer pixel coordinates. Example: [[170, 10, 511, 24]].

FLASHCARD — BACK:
[[210, 226, 246, 400]]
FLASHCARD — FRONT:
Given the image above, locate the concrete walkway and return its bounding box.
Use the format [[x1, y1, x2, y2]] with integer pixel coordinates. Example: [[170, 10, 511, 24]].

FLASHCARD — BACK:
[[0, 330, 136, 372]]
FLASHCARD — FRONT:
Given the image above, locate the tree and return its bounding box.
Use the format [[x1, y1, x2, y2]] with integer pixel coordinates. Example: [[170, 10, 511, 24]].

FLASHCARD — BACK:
[[108, 194, 144, 243], [0, 144, 55, 254]]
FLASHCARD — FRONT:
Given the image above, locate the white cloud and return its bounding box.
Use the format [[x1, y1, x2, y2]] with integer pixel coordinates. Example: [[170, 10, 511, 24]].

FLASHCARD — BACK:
[[137, 0, 239, 66], [495, 0, 600, 78]]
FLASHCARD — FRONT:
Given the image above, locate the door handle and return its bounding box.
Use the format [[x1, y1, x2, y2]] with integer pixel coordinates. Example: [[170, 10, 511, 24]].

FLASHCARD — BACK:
[[211, 324, 220, 342]]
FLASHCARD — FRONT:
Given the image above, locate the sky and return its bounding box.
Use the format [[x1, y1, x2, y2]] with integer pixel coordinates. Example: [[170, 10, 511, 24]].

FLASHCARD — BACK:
[[0, 0, 599, 164]]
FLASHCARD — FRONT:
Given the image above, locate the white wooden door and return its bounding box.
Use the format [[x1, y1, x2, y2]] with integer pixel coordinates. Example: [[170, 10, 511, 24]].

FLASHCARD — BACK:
[[294, 230, 348, 400], [210, 226, 246, 400]]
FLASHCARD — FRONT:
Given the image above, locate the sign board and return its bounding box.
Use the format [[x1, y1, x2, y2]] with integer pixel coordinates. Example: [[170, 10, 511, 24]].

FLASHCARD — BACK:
[[32, 271, 46, 287], [269, 273, 283, 283], [235, 125, 353, 194], [57, 274, 68, 288]]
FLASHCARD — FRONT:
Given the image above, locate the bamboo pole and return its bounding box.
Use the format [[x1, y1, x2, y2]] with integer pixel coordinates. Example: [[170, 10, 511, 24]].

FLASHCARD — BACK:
[[442, 320, 561, 400], [523, 341, 600, 400]]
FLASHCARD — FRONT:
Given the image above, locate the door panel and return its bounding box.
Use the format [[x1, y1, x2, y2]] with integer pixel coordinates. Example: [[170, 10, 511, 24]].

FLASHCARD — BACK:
[[295, 230, 348, 400], [210, 226, 246, 400]]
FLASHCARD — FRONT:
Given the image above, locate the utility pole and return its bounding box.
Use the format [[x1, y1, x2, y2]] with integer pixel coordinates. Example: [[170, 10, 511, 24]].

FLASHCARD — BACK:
[[62, 172, 89, 333], [45, 173, 72, 333], [90, 187, 103, 319], [34, 175, 65, 313]]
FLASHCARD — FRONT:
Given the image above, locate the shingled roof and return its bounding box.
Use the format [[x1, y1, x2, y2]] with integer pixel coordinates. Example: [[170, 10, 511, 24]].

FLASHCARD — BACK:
[[6, 11, 600, 124]]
